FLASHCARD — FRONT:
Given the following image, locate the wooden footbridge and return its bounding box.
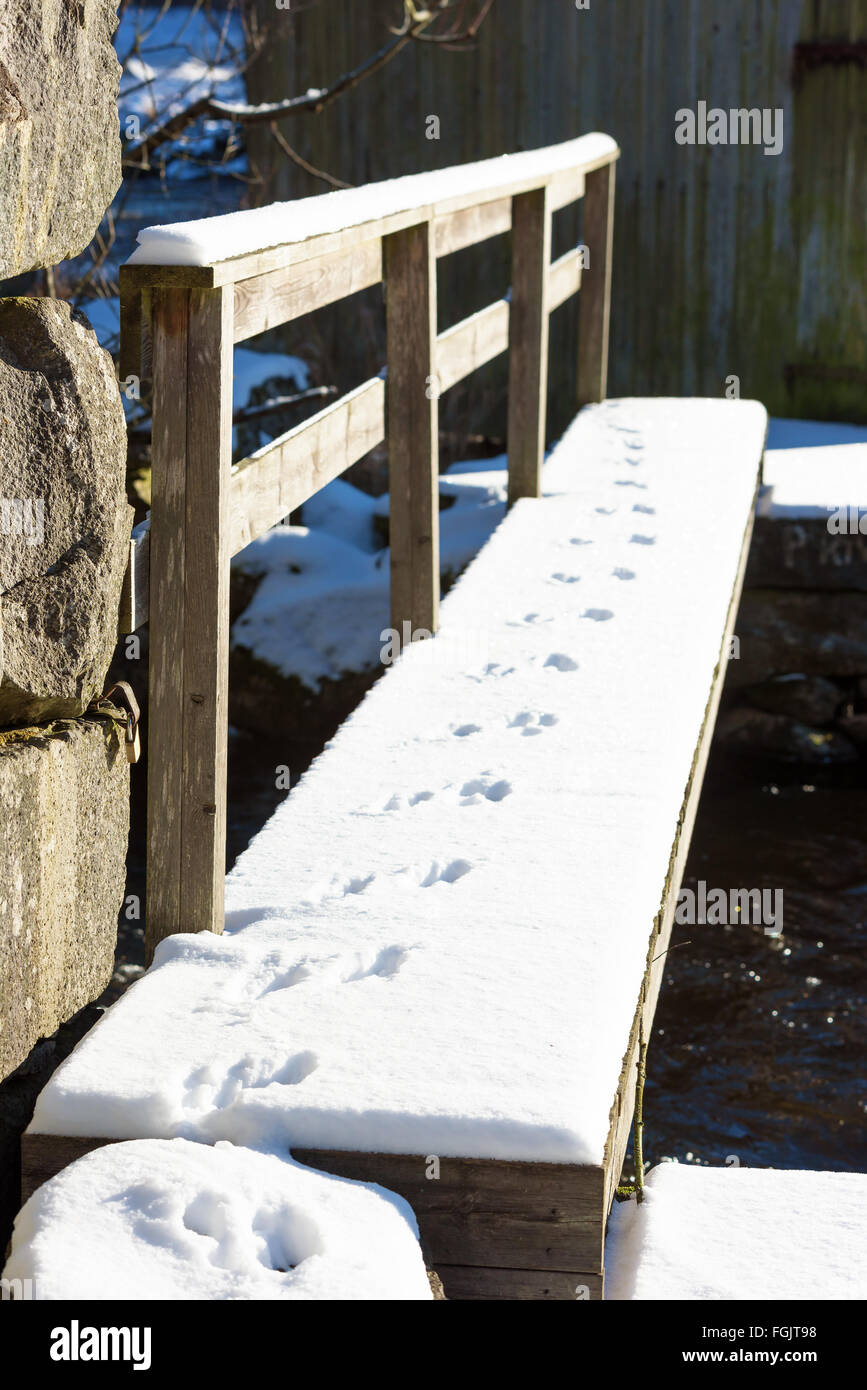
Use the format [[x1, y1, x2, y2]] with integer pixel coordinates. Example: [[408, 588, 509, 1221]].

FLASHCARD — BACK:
[[19, 136, 767, 1299]]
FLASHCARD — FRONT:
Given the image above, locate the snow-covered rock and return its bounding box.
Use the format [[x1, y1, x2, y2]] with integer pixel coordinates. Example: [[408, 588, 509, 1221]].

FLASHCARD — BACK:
[[4, 1138, 432, 1301]]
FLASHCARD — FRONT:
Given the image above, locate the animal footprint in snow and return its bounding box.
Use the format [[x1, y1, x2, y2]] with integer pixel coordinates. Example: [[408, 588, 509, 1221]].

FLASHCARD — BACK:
[[261, 963, 314, 996], [630, 533, 656, 546], [344, 945, 409, 981], [551, 572, 581, 585], [509, 612, 554, 627], [613, 567, 635, 581], [595, 506, 616, 515], [420, 859, 473, 886], [544, 652, 579, 670], [632, 503, 655, 515], [343, 873, 375, 896], [569, 537, 592, 546], [509, 710, 559, 735], [183, 1052, 318, 1111], [460, 777, 513, 804], [453, 723, 482, 737], [409, 790, 435, 806], [215, 1053, 318, 1104], [581, 609, 614, 623]]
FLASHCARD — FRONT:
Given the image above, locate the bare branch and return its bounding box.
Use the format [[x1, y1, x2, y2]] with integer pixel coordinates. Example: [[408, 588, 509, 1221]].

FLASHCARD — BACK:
[[268, 123, 353, 191], [124, 0, 498, 168]]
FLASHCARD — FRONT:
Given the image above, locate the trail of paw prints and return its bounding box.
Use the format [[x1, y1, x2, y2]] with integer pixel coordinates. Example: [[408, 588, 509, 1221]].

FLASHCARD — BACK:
[[383, 774, 513, 813]]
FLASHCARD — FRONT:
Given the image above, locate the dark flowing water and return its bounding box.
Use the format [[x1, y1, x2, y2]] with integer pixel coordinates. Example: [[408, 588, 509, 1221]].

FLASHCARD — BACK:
[[628, 756, 867, 1178]]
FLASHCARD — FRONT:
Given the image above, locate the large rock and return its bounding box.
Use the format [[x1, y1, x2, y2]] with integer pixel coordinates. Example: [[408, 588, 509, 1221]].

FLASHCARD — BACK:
[[0, 297, 130, 726], [742, 674, 843, 726], [0, 1, 121, 278], [0, 717, 128, 1083], [730, 590, 867, 689]]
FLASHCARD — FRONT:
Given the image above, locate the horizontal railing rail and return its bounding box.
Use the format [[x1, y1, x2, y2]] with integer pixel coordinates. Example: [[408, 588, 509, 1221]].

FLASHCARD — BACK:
[[119, 133, 619, 956]]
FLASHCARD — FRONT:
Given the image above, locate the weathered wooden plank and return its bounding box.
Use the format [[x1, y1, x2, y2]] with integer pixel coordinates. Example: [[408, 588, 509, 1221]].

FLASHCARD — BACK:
[[145, 287, 190, 954], [433, 196, 512, 258], [549, 168, 585, 212], [177, 286, 234, 943], [436, 1265, 603, 1301], [602, 484, 760, 1216], [548, 246, 584, 313], [436, 298, 510, 394], [507, 187, 552, 504], [20, 1135, 118, 1208], [233, 237, 383, 342], [115, 380, 386, 631], [385, 221, 439, 644], [577, 161, 615, 407], [118, 518, 150, 634], [118, 280, 142, 382], [293, 1148, 606, 1274], [229, 376, 385, 555]]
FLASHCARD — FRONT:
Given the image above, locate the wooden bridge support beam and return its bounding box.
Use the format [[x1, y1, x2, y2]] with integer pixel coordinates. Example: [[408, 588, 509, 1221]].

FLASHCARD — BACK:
[[146, 285, 234, 959], [507, 187, 552, 505], [385, 220, 441, 650], [577, 161, 615, 408]]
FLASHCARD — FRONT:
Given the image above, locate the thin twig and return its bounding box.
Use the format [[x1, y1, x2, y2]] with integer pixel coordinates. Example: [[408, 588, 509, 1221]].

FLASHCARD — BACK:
[[269, 123, 353, 190]]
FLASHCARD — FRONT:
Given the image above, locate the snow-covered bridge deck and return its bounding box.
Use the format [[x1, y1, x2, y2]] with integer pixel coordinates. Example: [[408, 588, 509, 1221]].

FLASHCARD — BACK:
[[23, 397, 766, 1298]]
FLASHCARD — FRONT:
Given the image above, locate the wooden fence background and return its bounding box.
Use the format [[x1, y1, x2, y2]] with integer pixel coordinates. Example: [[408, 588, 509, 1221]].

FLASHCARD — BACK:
[[246, 0, 866, 431]]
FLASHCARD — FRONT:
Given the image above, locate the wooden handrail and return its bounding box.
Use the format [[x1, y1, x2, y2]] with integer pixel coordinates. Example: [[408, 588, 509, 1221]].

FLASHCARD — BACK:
[[122, 135, 619, 956]]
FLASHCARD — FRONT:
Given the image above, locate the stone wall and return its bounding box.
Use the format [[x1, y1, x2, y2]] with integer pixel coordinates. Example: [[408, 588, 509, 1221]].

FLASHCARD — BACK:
[[0, 0, 127, 1252]]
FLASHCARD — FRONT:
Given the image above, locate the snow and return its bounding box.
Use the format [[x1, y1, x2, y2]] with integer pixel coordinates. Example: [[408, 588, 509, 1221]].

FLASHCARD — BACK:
[[3, 1139, 431, 1301], [231, 459, 507, 688], [760, 417, 867, 518], [31, 398, 765, 1166], [127, 133, 618, 266], [233, 527, 389, 689], [605, 1163, 867, 1301]]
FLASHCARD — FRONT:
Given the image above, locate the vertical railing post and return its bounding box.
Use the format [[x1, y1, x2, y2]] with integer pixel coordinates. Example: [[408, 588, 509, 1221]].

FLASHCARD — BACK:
[[507, 186, 552, 506], [577, 161, 616, 407], [146, 284, 234, 961], [384, 220, 440, 648]]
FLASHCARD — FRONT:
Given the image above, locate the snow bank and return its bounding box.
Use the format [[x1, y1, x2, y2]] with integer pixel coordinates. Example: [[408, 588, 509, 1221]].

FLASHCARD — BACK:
[[4, 1139, 431, 1301], [761, 418, 867, 519], [128, 134, 617, 266], [605, 1163, 867, 1300], [31, 399, 765, 1165], [232, 460, 507, 688]]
